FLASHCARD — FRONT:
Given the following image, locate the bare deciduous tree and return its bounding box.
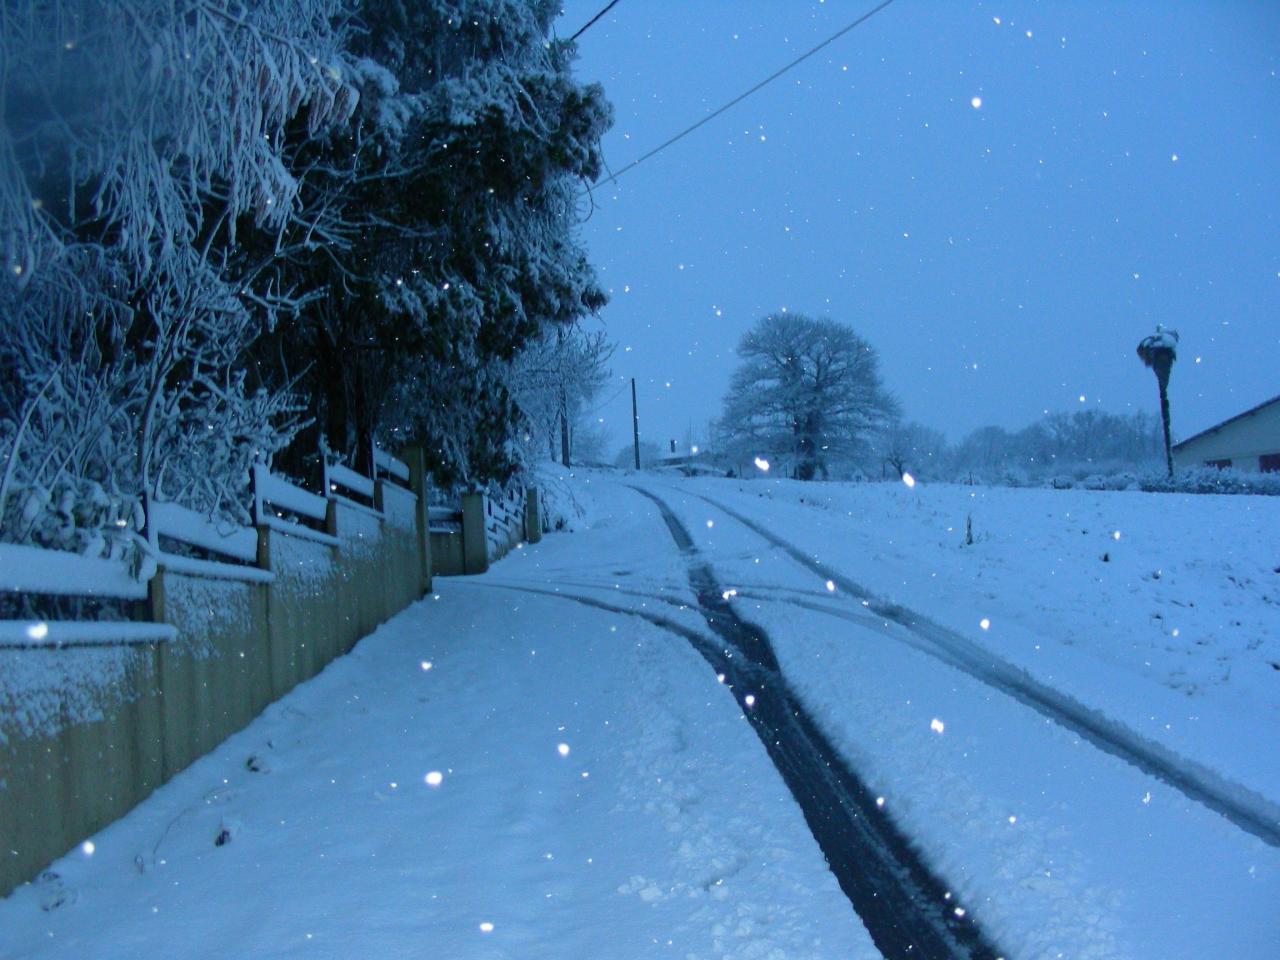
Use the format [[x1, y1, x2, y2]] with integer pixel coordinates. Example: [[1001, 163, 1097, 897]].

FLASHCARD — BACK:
[[507, 325, 614, 468]]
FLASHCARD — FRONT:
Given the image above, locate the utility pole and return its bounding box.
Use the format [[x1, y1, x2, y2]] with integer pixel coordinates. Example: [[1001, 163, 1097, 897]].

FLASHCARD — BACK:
[[631, 377, 641, 470]]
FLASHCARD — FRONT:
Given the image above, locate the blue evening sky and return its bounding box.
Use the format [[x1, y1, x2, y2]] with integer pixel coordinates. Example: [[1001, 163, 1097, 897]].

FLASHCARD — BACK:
[[555, 1, 1280, 453]]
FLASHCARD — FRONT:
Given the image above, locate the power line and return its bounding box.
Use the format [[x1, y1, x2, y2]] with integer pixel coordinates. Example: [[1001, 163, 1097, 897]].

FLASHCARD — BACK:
[[595, 0, 900, 187], [570, 0, 624, 43]]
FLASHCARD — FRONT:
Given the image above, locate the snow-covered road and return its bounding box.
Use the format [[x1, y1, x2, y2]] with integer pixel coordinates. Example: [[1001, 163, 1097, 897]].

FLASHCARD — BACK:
[[0, 477, 877, 960], [3, 471, 1277, 959], [495, 473, 1280, 958]]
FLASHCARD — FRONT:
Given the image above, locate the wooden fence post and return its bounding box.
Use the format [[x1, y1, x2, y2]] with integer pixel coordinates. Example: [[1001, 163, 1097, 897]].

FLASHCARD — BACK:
[[461, 491, 488, 575], [524, 485, 542, 544], [403, 445, 433, 595]]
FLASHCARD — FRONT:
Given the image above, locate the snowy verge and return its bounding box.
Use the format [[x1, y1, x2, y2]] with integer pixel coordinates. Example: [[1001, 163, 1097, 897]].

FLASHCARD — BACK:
[[531, 462, 604, 532]]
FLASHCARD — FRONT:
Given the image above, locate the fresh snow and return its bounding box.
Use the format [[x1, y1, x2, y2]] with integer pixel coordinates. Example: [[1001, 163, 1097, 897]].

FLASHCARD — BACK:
[[618, 474, 1280, 958], [4, 468, 1277, 958], [0, 487, 876, 958], [0, 543, 148, 599], [149, 501, 258, 563], [676, 476, 1280, 803]]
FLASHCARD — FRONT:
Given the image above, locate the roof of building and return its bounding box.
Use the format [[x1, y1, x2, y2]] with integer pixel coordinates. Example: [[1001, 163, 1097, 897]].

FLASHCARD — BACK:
[[1172, 392, 1280, 451]]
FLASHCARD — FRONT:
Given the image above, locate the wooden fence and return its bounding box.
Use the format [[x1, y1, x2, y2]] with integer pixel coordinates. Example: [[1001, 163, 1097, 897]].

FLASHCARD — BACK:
[[0, 447, 540, 897]]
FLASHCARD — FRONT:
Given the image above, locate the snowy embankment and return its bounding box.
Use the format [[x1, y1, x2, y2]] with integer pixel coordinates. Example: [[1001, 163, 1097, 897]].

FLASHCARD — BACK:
[[683, 476, 1280, 805], [0, 491, 877, 960], [636, 475, 1280, 958]]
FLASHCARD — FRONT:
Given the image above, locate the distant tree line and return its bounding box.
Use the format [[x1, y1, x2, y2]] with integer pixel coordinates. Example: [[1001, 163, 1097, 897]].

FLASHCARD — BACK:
[[925, 409, 1164, 484], [0, 0, 612, 556]]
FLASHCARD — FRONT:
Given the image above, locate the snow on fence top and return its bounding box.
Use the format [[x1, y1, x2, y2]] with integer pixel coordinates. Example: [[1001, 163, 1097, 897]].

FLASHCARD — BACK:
[[0, 542, 148, 600], [373, 446, 410, 484], [253, 463, 327, 523], [0, 620, 177, 649], [428, 505, 463, 532], [149, 500, 258, 563], [325, 462, 375, 500]]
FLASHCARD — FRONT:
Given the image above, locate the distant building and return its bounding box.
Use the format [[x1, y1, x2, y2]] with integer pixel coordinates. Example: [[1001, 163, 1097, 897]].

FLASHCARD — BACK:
[[1172, 394, 1280, 473]]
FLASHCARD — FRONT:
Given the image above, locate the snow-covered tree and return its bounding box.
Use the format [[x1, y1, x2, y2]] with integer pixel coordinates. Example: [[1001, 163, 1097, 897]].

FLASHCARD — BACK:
[[2, 0, 614, 552], [507, 324, 613, 467], [718, 314, 898, 481], [1, 0, 356, 550], [253, 0, 612, 485], [876, 420, 948, 480]]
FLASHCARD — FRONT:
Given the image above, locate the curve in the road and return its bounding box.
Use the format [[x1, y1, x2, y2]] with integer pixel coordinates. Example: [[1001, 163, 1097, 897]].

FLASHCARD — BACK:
[[627, 486, 1005, 960], [682, 486, 1280, 851]]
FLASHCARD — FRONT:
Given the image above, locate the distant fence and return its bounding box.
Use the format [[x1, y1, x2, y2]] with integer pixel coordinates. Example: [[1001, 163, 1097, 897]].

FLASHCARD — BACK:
[[0, 447, 540, 897], [428, 482, 539, 577]]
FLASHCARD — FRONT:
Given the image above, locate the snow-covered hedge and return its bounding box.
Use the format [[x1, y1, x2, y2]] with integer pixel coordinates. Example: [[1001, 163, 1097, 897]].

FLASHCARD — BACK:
[[1137, 466, 1280, 496]]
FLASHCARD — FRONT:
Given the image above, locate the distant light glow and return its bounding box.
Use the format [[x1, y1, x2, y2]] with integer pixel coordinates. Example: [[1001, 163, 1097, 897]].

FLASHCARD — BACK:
[[691, 445, 699, 454], [902, 472, 916, 488], [557, 743, 570, 757], [979, 618, 991, 630], [81, 840, 95, 856], [825, 580, 836, 592], [930, 718, 946, 734], [875, 796, 885, 807], [970, 96, 982, 109], [1112, 530, 1121, 541], [479, 922, 494, 933], [420, 660, 433, 671], [753, 457, 770, 472], [744, 694, 756, 708], [705, 520, 714, 529], [425, 771, 443, 787], [26, 622, 49, 641]]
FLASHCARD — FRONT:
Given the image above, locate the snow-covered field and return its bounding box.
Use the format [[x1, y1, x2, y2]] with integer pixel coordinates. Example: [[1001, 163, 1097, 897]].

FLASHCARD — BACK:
[[677, 476, 1280, 804], [636, 474, 1280, 958]]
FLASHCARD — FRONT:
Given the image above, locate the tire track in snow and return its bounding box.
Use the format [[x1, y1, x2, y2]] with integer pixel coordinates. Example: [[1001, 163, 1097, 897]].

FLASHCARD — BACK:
[[679, 485, 1280, 851], [625, 486, 1005, 960]]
